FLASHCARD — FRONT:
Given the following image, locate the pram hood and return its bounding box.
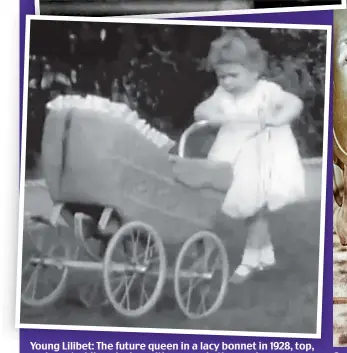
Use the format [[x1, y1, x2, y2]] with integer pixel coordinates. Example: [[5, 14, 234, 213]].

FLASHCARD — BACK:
[[41, 95, 226, 239], [42, 94, 176, 204], [45, 94, 175, 150]]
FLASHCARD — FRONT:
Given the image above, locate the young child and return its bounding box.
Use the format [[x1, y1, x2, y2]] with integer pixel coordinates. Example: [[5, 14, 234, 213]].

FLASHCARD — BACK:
[[194, 29, 306, 284]]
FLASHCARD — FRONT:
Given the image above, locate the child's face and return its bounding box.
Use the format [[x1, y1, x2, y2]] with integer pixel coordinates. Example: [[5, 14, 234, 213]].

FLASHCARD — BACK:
[[216, 63, 258, 94]]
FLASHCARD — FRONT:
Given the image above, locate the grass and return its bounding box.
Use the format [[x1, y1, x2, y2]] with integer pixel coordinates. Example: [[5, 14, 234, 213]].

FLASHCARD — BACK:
[[19, 178, 321, 334]]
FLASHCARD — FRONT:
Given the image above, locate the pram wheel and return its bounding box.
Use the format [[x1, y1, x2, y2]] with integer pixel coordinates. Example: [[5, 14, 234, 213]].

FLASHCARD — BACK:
[[103, 221, 167, 317], [21, 224, 71, 308], [174, 230, 229, 319]]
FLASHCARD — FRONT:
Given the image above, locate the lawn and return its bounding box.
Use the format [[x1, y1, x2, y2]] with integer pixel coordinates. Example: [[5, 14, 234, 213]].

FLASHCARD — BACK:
[[19, 161, 323, 335]]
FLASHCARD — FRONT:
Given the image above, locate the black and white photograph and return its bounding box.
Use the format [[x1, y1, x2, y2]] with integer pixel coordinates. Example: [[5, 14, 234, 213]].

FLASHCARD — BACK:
[[16, 16, 329, 337], [35, 0, 346, 16]]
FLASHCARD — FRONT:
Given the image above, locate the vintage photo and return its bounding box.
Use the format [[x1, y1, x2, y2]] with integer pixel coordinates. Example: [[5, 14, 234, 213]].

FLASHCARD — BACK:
[[35, 0, 345, 16], [16, 16, 330, 337], [333, 8, 347, 347]]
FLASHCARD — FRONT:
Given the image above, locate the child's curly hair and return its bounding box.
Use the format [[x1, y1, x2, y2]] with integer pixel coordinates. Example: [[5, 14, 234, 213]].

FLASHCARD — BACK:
[[206, 28, 267, 75]]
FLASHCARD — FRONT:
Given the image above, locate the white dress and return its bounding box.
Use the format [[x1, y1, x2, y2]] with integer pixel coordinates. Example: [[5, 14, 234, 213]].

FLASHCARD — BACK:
[[197, 80, 306, 219]]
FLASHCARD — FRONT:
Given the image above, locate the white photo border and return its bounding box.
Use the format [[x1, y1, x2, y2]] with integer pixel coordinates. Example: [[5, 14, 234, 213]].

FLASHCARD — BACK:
[[16, 15, 331, 340]]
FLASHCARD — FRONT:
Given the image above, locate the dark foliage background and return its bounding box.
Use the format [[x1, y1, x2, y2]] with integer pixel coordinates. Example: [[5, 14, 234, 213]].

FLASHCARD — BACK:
[[26, 20, 327, 170]]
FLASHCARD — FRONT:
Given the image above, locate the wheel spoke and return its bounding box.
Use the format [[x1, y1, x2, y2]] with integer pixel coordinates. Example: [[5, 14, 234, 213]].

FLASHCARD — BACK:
[[120, 273, 137, 309], [109, 273, 123, 286], [137, 244, 155, 261], [139, 275, 150, 306], [197, 289, 209, 314], [183, 256, 205, 273], [202, 241, 215, 271], [182, 277, 203, 300], [23, 264, 41, 299], [111, 275, 128, 298], [185, 278, 194, 312], [131, 231, 138, 262], [73, 246, 80, 260], [99, 241, 107, 257], [143, 235, 153, 262], [147, 256, 160, 264], [208, 253, 222, 274], [22, 260, 33, 276], [115, 244, 127, 263]]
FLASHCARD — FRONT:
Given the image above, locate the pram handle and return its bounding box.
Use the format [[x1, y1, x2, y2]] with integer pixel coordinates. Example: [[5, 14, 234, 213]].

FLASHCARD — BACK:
[[178, 120, 221, 158]]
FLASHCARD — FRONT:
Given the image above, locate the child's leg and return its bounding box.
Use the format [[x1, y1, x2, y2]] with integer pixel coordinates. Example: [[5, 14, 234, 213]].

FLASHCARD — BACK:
[[230, 210, 274, 284], [258, 216, 276, 270]]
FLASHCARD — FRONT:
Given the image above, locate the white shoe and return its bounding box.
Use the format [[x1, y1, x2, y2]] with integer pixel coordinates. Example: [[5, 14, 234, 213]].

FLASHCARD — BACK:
[[229, 263, 258, 284]]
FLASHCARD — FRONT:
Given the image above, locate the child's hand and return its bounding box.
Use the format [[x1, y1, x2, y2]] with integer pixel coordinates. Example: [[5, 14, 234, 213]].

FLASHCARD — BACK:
[[194, 113, 224, 126], [228, 114, 262, 129], [194, 112, 209, 122]]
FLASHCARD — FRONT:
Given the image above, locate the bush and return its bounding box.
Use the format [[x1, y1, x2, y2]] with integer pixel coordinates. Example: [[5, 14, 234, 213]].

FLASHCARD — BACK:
[[25, 22, 327, 169]]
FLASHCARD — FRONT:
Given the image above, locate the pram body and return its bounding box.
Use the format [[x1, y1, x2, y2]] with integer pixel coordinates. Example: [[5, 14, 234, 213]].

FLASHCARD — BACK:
[[21, 95, 232, 319]]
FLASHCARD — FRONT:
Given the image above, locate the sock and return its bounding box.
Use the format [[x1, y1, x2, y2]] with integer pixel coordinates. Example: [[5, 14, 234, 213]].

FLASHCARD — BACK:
[[259, 245, 276, 267], [240, 247, 261, 269]]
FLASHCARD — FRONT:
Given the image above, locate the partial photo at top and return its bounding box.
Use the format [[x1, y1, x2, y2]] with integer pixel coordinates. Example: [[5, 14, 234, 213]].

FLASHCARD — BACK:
[[35, 0, 346, 16], [17, 16, 329, 337]]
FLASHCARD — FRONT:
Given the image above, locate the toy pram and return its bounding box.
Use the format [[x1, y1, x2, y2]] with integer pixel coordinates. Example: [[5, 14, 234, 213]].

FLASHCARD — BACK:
[[21, 95, 233, 319]]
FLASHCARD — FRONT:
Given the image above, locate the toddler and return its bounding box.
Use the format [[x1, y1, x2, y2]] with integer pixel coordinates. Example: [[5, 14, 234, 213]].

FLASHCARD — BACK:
[[194, 29, 306, 284]]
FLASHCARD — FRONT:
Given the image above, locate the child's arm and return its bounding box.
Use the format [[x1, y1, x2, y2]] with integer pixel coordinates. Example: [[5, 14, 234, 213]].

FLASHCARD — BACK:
[[265, 83, 304, 126], [194, 87, 226, 124], [270, 92, 303, 126]]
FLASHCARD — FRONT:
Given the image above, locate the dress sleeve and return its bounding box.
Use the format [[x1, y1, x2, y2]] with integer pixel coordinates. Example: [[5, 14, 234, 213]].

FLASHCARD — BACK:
[[261, 81, 288, 109], [194, 86, 230, 123], [259, 80, 301, 122]]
